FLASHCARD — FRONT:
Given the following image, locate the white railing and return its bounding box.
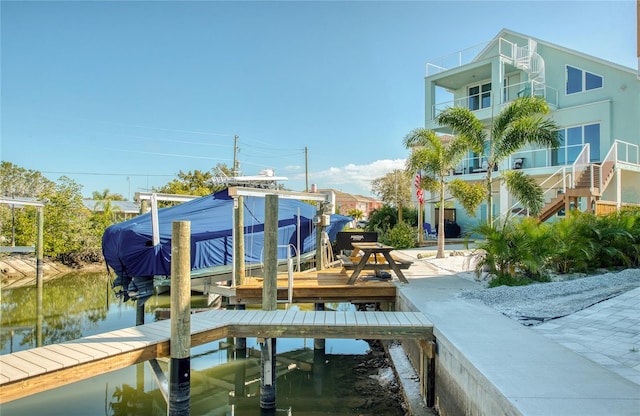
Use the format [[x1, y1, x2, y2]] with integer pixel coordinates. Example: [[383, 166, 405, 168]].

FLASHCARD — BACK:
[[504, 80, 558, 106], [450, 142, 604, 178], [432, 80, 558, 118], [499, 38, 516, 60], [599, 139, 639, 193], [425, 41, 490, 76], [615, 139, 640, 164], [495, 166, 570, 223], [432, 93, 491, 118], [572, 143, 591, 190]]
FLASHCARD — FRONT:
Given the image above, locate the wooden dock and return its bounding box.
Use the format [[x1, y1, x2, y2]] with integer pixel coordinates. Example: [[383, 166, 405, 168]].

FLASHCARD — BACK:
[[217, 267, 401, 304], [0, 309, 433, 404]]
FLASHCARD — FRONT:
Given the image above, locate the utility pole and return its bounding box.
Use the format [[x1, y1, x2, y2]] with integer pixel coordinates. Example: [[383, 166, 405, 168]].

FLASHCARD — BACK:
[[305, 146, 309, 192], [233, 135, 240, 177]]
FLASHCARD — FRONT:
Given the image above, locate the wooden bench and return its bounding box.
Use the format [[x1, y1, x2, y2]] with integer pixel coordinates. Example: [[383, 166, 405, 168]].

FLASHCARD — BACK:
[[337, 254, 412, 271]]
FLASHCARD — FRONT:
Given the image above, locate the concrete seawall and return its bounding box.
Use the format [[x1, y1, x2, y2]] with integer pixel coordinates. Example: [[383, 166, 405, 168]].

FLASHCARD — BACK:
[[395, 275, 640, 415]]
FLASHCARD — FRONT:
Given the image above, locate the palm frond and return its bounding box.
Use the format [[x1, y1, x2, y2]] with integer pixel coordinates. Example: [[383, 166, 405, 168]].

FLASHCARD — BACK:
[[435, 107, 485, 152], [448, 179, 485, 216], [502, 170, 544, 217]]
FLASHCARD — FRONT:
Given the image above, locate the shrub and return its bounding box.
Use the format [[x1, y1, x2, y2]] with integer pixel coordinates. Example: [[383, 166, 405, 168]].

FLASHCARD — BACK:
[[380, 222, 415, 249], [546, 211, 596, 274], [474, 218, 552, 285]]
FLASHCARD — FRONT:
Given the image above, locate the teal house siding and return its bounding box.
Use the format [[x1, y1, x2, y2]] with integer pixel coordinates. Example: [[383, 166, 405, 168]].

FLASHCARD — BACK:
[[422, 28, 640, 231]]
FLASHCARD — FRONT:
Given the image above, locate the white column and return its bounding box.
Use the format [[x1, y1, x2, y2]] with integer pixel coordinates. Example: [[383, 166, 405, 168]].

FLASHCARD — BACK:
[[499, 179, 509, 218], [616, 168, 622, 210]]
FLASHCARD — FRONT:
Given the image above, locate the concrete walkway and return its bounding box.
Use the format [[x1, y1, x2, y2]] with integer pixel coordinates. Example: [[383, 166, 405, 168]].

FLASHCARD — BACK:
[[532, 287, 640, 385], [393, 248, 640, 415]]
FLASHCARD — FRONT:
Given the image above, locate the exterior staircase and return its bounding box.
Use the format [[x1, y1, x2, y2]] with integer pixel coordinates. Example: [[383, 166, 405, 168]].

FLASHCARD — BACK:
[[538, 163, 604, 222], [513, 39, 546, 97]]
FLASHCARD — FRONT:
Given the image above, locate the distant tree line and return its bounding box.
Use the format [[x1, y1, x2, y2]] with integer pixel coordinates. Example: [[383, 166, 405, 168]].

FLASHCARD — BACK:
[[0, 161, 236, 266]]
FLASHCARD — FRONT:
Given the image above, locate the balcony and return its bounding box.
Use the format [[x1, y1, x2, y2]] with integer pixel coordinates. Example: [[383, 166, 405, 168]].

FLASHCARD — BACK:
[[430, 80, 558, 121], [425, 41, 490, 77], [449, 144, 589, 179]]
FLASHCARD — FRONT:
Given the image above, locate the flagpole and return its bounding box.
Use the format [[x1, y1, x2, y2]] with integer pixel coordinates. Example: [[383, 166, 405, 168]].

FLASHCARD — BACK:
[[415, 173, 424, 245]]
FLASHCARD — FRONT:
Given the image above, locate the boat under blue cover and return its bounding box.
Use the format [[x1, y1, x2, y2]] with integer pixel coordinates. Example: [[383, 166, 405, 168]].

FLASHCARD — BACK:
[[102, 189, 351, 301]]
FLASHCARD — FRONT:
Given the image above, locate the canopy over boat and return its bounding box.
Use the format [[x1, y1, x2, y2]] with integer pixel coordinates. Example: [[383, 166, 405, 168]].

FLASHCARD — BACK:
[[102, 189, 351, 300]]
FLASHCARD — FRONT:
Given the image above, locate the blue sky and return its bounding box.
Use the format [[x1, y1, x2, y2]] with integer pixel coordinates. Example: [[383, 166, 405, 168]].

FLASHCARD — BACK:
[[1, 1, 637, 200]]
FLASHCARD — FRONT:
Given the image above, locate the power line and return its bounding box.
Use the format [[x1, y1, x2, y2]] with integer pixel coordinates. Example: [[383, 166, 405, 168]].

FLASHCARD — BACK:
[[40, 171, 175, 177]]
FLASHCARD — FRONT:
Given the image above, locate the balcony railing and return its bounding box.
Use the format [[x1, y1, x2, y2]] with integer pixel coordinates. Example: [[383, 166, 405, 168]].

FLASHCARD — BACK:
[[449, 144, 587, 177], [431, 80, 558, 119], [425, 41, 490, 76]]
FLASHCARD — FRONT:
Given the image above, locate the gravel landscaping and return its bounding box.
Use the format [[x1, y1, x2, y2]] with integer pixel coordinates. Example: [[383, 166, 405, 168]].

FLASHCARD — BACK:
[[458, 268, 640, 325]]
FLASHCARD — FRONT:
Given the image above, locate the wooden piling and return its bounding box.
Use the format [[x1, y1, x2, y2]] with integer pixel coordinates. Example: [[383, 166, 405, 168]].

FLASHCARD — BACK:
[[314, 303, 325, 351], [261, 195, 278, 411], [262, 195, 278, 311], [234, 195, 245, 286], [169, 221, 191, 416], [36, 206, 44, 347], [36, 206, 44, 288], [315, 206, 323, 271], [235, 304, 247, 351]]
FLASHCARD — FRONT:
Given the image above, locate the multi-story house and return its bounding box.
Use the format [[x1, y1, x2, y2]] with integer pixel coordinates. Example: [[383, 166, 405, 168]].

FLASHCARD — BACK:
[[317, 188, 383, 223], [423, 28, 640, 233]]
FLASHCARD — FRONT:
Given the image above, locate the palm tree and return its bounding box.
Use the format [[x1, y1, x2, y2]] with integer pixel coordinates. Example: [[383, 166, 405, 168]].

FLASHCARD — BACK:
[[404, 128, 484, 258], [436, 96, 559, 226], [92, 189, 125, 201]]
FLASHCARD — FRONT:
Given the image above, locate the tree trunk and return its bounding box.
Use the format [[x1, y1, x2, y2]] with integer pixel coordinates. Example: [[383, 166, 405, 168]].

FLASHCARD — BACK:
[[436, 182, 445, 259], [486, 171, 493, 227]]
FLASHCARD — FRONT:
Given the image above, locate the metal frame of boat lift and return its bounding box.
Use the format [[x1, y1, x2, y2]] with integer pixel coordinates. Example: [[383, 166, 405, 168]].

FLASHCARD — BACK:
[[136, 187, 333, 295]]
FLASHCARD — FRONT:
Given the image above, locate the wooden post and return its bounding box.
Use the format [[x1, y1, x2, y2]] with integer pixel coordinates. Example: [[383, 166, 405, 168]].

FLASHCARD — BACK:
[[313, 303, 325, 351], [315, 206, 323, 271], [419, 339, 436, 407], [36, 206, 44, 288], [234, 196, 245, 286], [35, 206, 44, 347], [263, 195, 278, 311], [313, 340, 326, 396], [235, 304, 247, 351], [136, 302, 145, 326], [169, 221, 191, 416], [418, 201, 424, 245], [261, 195, 278, 411]]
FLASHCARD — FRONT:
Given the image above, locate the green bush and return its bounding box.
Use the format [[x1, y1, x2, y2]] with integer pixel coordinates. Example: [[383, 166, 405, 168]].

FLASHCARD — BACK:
[[474, 219, 550, 282], [380, 222, 416, 249], [476, 209, 640, 286]]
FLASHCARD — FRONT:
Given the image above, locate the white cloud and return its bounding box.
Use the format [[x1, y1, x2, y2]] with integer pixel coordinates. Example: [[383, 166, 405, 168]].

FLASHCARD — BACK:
[[299, 158, 406, 196]]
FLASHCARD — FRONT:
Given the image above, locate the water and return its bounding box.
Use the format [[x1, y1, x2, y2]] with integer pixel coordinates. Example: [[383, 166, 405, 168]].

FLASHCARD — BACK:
[[1, 272, 405, 415]]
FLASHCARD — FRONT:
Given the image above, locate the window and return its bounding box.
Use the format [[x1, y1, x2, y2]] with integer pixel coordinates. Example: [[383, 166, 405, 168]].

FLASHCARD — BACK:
[[552, 123, 601, 165], [468, 82, 491, 110], [566, 66, 603, 94]]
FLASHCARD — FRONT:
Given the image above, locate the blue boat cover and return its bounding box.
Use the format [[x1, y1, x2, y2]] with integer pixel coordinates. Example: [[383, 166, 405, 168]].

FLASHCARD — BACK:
[[102, 189, 351, 279]]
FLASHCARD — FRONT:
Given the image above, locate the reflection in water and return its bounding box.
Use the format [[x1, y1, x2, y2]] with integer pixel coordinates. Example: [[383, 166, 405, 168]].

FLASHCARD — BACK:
[[1, 272, 406, 415]]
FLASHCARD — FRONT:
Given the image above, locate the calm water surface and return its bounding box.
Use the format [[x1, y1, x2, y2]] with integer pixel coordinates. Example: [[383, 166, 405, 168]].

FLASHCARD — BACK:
[[1, 272, 399, 415]]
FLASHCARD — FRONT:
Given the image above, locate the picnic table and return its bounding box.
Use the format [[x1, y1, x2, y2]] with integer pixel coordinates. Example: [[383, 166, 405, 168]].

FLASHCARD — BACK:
[[343, 242, 410, 285]]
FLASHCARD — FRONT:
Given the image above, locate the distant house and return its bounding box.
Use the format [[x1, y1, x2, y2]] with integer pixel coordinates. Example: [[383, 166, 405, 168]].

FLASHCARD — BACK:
[[82, 200, 140, 221], [316, 189, 383, 220], [422, 28, 640, 231]]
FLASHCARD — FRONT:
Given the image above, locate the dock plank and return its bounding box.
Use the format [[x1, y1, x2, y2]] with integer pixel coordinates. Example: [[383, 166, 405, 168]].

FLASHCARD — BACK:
[[0, 309, 432, 404], [1, 354, 46, 377], [0, 360, 28, 381], [14, 350, 65, 371], [291, 310, 305, 325], [372, 311, 391, 326], [35, 346, 82, 367], [45, 343, 92, 362], [63, 341, 112, 358], [301, 311, 316, 325]]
